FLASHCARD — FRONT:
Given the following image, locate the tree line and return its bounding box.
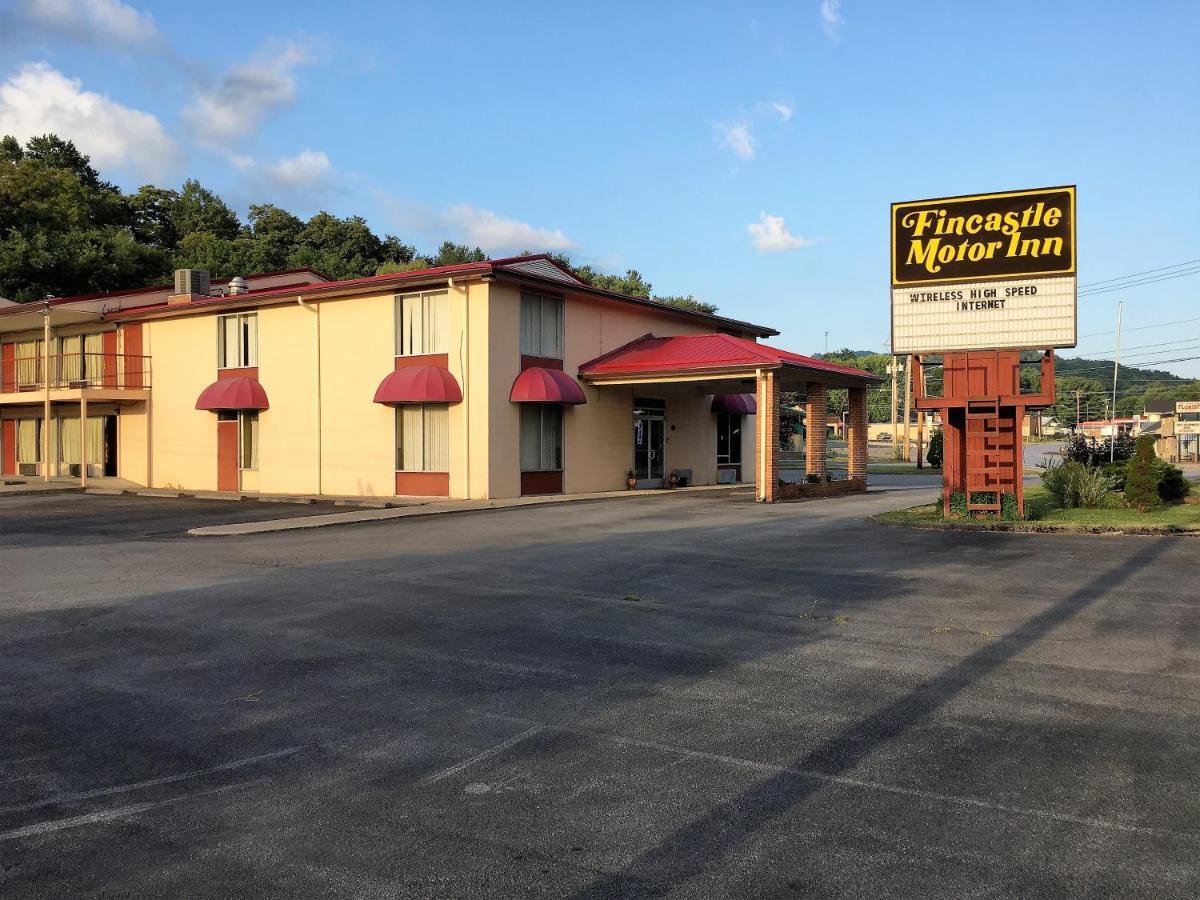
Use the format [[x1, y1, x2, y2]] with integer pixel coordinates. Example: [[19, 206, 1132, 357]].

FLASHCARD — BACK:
[[0, 134, 714, 313]]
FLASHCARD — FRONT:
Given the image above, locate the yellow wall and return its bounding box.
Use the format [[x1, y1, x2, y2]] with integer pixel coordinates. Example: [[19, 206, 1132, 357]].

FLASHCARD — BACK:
[[118, 402, 148, 484], [317, 293, 395, 497], [145, 315, 217, 491], [257, 302, 320, 494]]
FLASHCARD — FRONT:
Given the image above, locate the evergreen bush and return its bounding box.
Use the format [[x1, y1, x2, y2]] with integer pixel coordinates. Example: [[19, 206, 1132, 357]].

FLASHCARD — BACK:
[[1123, 435, 1161, 510]]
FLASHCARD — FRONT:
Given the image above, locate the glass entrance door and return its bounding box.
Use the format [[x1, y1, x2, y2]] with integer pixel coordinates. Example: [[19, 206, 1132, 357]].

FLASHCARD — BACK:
[[633, 399, 666, 487]]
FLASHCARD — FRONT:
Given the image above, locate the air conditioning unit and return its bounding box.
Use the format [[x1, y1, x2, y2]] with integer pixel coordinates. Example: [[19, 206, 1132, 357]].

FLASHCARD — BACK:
[[18, 463, 37, 476], [67, 464, 82, 477], [174, 268, 211, 297]]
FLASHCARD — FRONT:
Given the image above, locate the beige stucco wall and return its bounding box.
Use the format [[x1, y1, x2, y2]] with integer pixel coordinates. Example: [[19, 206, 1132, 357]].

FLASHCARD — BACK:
[[118, 402, 148, 484], [317, 293, 395, 497], [257, 302, 320, 494], [145, 315, 218, 491]]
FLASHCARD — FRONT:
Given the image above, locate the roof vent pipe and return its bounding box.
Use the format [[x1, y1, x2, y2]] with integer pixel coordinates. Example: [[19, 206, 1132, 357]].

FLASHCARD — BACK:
[[228, 276, 249, 296]]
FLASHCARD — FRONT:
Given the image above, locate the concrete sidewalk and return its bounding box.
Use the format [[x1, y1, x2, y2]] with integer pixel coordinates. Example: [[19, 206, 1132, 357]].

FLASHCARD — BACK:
[[187, 483, 753, 536]]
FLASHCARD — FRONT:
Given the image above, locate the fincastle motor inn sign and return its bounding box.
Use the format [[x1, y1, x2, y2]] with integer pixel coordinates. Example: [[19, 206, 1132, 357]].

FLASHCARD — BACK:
[[891, 186, 1077, 354]]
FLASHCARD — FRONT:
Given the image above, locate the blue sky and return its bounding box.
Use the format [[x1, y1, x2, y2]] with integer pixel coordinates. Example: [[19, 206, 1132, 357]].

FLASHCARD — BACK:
[[1, 1, 1198, 374]]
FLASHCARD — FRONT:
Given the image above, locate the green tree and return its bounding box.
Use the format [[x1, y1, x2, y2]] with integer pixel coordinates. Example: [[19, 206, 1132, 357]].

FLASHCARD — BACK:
[[170, 179, 241, 241], [652, 294, 718, 315], [128, 185, 181, 252], [430, 241, 486, 266], [0, 134, 165, 299], [1123, 434, 1161, 510]]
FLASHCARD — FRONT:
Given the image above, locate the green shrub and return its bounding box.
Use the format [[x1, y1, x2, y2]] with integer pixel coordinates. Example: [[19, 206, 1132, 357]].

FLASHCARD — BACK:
[[947, 491, 967, 518], [1040, 458, 1117, 509], [1000, 492, 1021, 520], [1153, 460, 1192, 503], [926, 429, 944, 468], [1123, 435, 1161, 510]]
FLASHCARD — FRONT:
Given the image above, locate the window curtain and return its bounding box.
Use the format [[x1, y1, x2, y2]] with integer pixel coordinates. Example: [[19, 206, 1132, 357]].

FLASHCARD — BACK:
[[240, 413, 258, 470], [241, 316, 257, 366], [59, 417, 81, 464], [83, 333, 104, 384], [423, 405, 449, 470], [520, 293, 563, 358], [398, 293, 448, 355], [400, 405, 423, 470], [520, 405, 562, 471], [87, 416, 104, 464], [17, 419, 39, 462], [520, 295, 540, 356], [397, 405, 448, 471], [16, 340, 41, 386], [220, 316, 239, 368]]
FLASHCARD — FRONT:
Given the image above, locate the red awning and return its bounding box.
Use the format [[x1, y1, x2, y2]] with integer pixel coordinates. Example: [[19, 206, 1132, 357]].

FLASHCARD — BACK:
[[195, 376, 269, 411], [374, 365, 462, 405], [509, 367, 587, 404], [711, 393, 757, 414]]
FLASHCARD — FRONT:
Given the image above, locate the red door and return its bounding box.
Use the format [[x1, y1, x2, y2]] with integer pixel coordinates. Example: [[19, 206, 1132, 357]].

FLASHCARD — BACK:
[[217, 418, 239, 491], [1, 420, 14, 476]]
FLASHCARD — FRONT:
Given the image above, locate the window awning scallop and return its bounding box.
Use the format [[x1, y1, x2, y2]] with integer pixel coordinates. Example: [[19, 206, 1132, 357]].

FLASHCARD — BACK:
[[509, 367, 587, 404], [711, 393, 757, 414], [373, 365, 462, 405], [195, 376, 270, 411]]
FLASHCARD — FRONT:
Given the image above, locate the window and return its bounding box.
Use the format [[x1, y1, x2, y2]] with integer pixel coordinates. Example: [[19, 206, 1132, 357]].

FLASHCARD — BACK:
[[59, 333, 104, 385], [716, 413, 742, 466], [14, 339, 42, 388], [240, 412, 259, 470], [217, 313, 258, 368], [520, 405, 562, 472], [520, 292, 563, 359], [396, 291, 448, 356], [16, 418, 41, 463], [396, 404, 449, 471]]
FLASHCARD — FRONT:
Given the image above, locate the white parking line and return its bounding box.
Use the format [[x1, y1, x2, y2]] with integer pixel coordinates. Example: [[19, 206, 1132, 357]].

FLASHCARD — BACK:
[[424, 726, 543, 785]]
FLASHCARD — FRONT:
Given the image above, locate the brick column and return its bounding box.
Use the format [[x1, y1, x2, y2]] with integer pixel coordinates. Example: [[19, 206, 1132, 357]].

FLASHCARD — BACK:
[[805, 382, 827, 478], [847, 386, 868, 480], [755, 369, 780, 502]]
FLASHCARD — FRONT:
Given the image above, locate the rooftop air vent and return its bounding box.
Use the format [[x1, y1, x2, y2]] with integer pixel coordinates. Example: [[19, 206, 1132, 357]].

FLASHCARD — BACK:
[[227, 276, 249, 296]]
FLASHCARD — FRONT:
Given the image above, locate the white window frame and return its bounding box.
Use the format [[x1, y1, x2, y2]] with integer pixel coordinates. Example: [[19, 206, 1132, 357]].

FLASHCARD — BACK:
[[217, 313, 258, 369], [520, 292, 564, 359], [520, 404, 563, 472], [395, 404, 450, 472], [395, 291, 449, 357]]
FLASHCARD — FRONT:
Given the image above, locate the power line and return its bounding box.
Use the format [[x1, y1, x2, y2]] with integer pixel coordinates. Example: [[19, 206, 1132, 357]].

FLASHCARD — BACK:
[[1078, 266, 1200, 298], [1078, 313, 1200, 340], [1078, 258, 1200, 289]]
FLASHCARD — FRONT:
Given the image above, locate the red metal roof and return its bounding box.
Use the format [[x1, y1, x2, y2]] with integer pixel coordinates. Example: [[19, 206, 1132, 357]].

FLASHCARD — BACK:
[[373, 365, 463, 405], [104, 255, 777, 337], [195, 376, 270, 411], [579, 333, 881, 383], [509, 367, 587, 404]]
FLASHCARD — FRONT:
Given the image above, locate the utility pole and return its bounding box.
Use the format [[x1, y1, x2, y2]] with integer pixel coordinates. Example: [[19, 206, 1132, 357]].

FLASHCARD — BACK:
[[824, 331, 829, 356], [902, 354, 913, 464], [890, 356, 899, 447], [1074, 390, 1081, 430], [1111, 300, 1123, 462], [916, 410, 925, 469]]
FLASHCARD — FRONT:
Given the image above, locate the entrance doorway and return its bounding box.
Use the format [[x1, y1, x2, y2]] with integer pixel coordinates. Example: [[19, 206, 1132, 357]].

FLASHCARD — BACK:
[[633, 398, 665, 488], [103, 415, 117, 476], [716, 412, 743, 482]]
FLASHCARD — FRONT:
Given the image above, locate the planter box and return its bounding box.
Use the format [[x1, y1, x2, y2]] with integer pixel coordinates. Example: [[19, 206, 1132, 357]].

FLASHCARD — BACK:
[[777, 476, 867, 501]]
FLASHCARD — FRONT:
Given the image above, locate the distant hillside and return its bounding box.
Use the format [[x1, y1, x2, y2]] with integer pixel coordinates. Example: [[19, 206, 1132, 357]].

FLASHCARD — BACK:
[[816, 348, 1200, 426]]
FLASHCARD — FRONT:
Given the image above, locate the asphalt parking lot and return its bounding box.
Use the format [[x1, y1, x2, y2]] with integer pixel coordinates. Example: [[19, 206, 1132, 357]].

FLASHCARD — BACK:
[[1, 489, 1197, 897]]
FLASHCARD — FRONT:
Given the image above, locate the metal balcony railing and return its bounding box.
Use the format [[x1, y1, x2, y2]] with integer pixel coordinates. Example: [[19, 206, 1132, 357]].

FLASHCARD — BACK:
[[4, 353, 152, 391]]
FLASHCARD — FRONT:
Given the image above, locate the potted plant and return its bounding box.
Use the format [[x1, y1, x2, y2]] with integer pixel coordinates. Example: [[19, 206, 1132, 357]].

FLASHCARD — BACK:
[[626, 469, 638, 490], [667, 469, 680, 488]]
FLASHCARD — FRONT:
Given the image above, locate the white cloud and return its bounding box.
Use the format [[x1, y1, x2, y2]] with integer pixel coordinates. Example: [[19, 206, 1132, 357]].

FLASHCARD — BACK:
[[380, 194, 574, 253], [444, 204, 574, 252], [714, 121, 756, 160], [0, 62, 179, 177], [4, 0, 159, 46], [261, 149, 332, 188], [184, 40, 314, 143], [821, 0, 845, 40], [771, 101, 793, 122], [748, 212, 814, 253]]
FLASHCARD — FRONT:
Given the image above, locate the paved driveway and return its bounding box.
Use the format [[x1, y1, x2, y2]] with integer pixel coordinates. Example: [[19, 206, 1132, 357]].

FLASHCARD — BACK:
[[0, 490, 1197, 897]]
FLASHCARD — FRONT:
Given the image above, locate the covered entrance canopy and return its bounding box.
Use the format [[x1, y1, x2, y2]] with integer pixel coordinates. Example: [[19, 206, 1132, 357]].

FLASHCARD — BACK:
[[579, 333, 882, 501]]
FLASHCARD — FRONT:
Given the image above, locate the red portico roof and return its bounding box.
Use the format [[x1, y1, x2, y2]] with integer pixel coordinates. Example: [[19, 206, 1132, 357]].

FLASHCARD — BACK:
[[579, 333, 882, 385]]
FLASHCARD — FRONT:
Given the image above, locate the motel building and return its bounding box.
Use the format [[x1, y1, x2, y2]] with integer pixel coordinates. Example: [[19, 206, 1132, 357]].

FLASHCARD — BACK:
[[0, 256, 879, 503]]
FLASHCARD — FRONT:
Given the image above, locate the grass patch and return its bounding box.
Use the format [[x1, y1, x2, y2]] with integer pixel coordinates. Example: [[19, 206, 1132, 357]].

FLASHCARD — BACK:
[[875, 486, 1200, 533]]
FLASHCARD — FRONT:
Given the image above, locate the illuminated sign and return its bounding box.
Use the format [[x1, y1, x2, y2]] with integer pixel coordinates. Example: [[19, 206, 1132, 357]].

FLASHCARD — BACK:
[[890, 186, 1077, 354]]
